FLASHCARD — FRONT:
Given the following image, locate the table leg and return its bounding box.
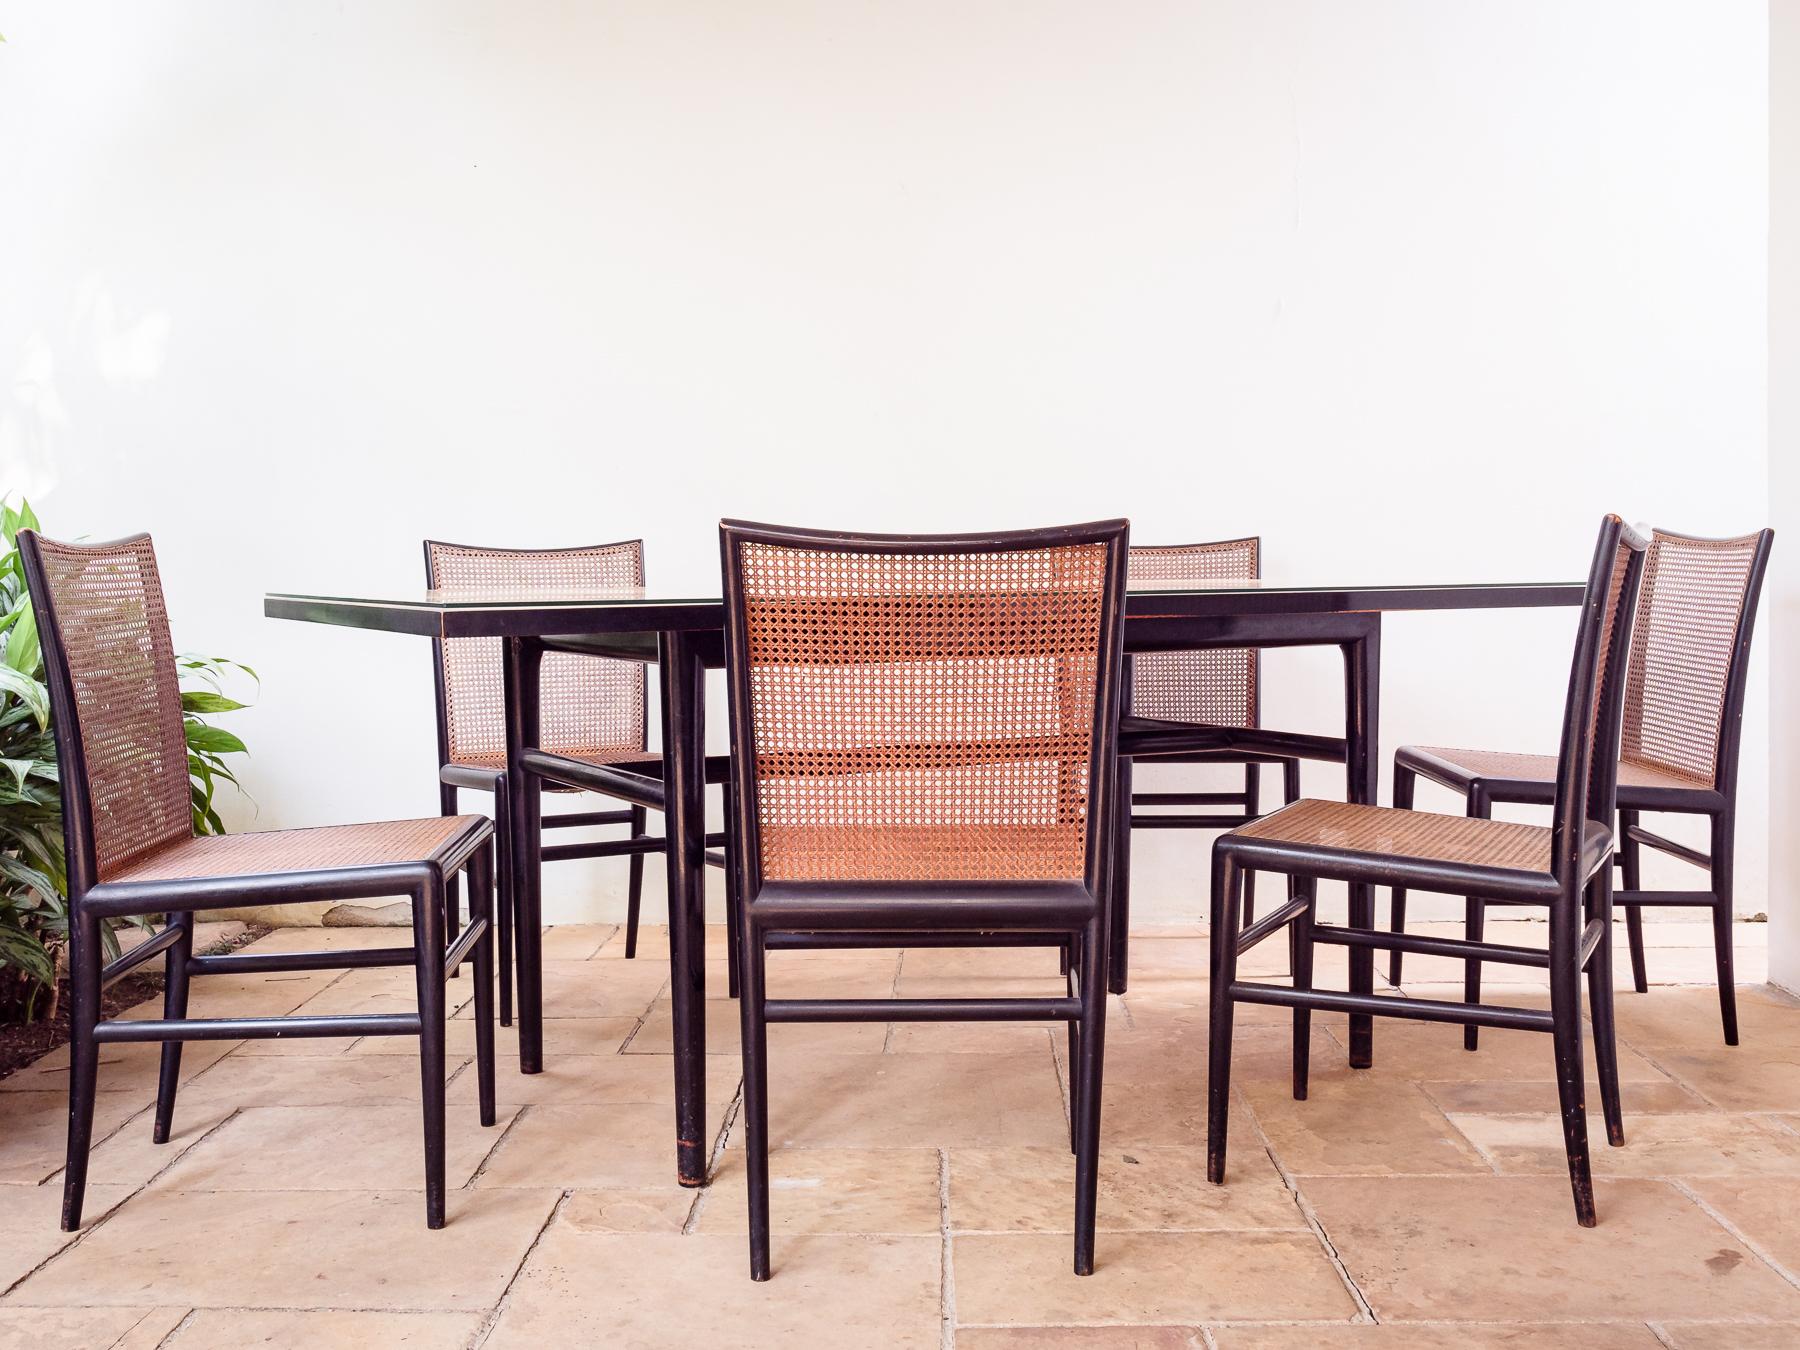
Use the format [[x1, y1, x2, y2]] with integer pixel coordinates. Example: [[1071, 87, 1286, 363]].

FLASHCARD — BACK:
[[657, 630, 710, 1187], [1341, 616, 1382, 1070], [504, 637, 546, 1074]]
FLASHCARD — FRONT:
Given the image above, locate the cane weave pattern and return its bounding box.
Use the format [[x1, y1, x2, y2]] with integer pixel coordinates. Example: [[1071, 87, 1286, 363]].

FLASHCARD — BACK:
[[1233, 798, 1555, 873], [1401, 747, 1705, 796], [33, 536, 193, 880], [737, 540, 1110, 883], [107, 817, 486, 884], [1621, 530, 1763, 787], [427, 542, 647, 770], [1127, 538, 1258, 727]]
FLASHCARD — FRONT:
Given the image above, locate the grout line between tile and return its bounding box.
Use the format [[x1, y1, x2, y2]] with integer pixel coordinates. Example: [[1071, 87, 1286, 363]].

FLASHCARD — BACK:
[[469, 1187, 572, 1350], [938, 1147, 955, 1350], [682, 1075, 744, 1234], [1236, 1085, 1377, 1324], [145, 1307, 201, 1350], [1644, 1321, 1679, 1349], [465, 1103, 532, 1188]]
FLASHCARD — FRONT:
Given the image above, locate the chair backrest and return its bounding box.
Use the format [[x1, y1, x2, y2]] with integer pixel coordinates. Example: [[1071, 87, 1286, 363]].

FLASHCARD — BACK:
[[19, 531, 193, 891], [424, 540, 647, 769], [1620, 528, 1775, 793], [720, 519, 1130, 896], [1126, 537, 1259, 727], [1549, 516, 1650, 887]]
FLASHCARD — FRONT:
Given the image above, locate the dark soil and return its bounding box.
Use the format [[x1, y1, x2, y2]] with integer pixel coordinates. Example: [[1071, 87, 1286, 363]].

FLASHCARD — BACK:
[[0, 923, 271, 1082]]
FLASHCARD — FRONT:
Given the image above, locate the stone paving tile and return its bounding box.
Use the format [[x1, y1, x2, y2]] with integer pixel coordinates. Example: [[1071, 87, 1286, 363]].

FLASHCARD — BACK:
[[0, 1093, 144, 1186], [1451, 1112, 1800, 1177], [453, 959, 667, 1020], [1303, 1176, 1800, 1322], [958, 1331, 1205, 1349], [954, 1230, 1358, 1325], [168, 1052, 469, 1107], [0, 1038, 236, 1096], [0, 1306, 186, 1350], [727, 1052, 1068, 1150], [149, 1103, 516, 1191], [1243, 1064, 1490, 1177], [1683, 1176, 1800, 1277], [6, 1189, 561, 1310], [1209, 1327, 1663, 1348], [349, 1015, 640, 1057], [696, 1147, 942, 1235], [162, 1308, 482, 1348], [627, 998, 885, 1057], [484, 1230, 942, 1348], [0, 1184, 133, 1289], [950, 1147, 1306, 1233], [1657, 1324, 1800, 1349], [475, 1101, 731, 1190]]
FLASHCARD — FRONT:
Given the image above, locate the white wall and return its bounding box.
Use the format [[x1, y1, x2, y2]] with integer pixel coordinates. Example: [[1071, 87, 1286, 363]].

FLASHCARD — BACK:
[[1772, 0, 1799, 992], [0, 2, 1772, 927]]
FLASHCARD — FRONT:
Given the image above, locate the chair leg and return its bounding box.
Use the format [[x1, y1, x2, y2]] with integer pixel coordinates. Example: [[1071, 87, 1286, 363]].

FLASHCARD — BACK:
[[1388, 764, 1415, 986], [61, 912, 102, 1232], [1711, 812, 1739, 1047], [1108, 753, 1133, 995], [494, 779, 515, 1028], [738, 920, 772, 1280], [1463, 788, 1490, 1052], [1072, 914, 1108, 1277], [152, 910, 195, 1144], [1548, 890, 1597, 1227], [1618, 807, 1648, 993], [1282, 759, 1301, 907], [1291, 876, 1316, 1100], [1066, 931, 1082, 1155], [1585, 868, 1624, 1147], [1240, 763, 1259, 926], [413, 881, 449, 1229], [440, 785, 462, 973], [1207, 850, 1245, 1186], [469, 841, 498, 1129], [625, 804, 647, 960]]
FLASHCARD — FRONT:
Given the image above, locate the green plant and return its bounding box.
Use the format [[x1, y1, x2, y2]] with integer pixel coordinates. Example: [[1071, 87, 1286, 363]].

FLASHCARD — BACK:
[[0, 500, 255, 1021]]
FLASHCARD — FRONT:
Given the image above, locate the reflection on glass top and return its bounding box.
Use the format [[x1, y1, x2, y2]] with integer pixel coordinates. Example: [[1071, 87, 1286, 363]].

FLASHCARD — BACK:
[[266, 576, 1580, 611]]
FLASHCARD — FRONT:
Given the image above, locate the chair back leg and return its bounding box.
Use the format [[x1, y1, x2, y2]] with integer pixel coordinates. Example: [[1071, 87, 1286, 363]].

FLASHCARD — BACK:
[[1108, 754, 1133, 994], [1240, 765, 1260, 925], [1547, 892, 1598, 1227], [469, 840, 499, 1128], [61, 912, 103, 1232], [153, 910, 196, 1143]]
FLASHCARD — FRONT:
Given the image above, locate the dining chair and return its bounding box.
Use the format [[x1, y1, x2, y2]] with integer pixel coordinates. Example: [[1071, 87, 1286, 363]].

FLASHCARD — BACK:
[[426, 539, 665, 1023], [1109, 538, 1347, 992], [24, 530, 497, 1231], [1206, 515, 1647, 1227], [1388, 527, 1773, 1046], [720, 518, 1129, 1280]]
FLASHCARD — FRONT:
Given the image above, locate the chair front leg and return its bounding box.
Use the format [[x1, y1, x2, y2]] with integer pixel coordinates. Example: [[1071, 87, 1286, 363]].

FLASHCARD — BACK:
[[1711, 811, 1739, 1046], [1072, 912, 1107, 1277], [440, 784, 462, 966], [60, 910, 103, 1232], [412, 880, 449, 1229], [468, 841, 498, 1129], [625, 804, 648, 960], [1290, 875, 1316, 1100], [1387, 764, 1416, 986], [494, 778, 515, 1028], [1108, 752, 1133, 995], [1206, 848, 1245, 1186], [1617, 806, 1648, 993], [1240, 763, 1260, 926], [738, 917, 772, 1280], [1584, 867, 1624, 1147], [153, 910, 196, 1144], [1463, 788, 1490, 1052]]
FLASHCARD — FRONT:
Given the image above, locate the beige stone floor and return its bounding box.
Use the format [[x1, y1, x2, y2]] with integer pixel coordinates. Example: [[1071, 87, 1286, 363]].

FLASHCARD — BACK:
[[0, 918, 1795, 1348]]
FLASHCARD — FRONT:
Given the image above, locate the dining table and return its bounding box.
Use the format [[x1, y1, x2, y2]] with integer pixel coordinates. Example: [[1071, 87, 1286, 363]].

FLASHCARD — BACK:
[[266, 570, 1584, 1187]]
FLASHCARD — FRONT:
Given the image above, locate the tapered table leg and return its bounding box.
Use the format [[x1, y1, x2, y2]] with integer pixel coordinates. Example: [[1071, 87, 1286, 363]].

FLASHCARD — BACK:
[[658, 630, 710, 1186], [1342, 617, 1381, 1070]]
